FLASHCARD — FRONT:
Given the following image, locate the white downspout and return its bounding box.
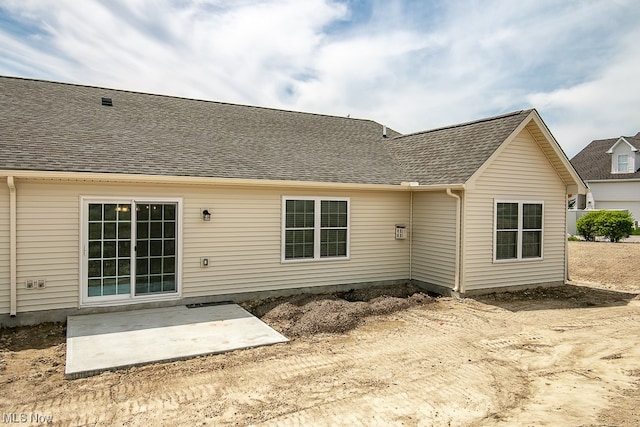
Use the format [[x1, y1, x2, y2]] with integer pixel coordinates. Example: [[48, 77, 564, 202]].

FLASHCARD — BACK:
[[409, 190, 413, 281], [8, 176, 17, 316], [446, 188, 461, 293], [565, 192, 570, 283]]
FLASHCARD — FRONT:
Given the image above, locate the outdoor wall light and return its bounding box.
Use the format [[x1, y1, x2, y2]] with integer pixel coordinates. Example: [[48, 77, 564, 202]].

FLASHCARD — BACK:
[[202, 209, 211, 221]]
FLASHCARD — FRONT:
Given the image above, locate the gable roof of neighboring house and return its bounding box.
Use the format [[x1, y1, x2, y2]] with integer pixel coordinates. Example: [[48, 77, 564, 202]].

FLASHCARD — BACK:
[[387, 110, 533, 185], [571, 133, 640, 181], [0, 76, 584, 191]]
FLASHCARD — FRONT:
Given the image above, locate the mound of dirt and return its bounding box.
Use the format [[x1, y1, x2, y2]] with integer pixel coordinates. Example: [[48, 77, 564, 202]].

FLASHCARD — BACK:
[[241, 283, 436, 338]]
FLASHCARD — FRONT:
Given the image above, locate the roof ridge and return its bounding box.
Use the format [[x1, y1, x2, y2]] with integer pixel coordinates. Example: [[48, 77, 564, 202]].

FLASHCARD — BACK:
[[0, 74, 379, 125], [390, 109, 532, 141]]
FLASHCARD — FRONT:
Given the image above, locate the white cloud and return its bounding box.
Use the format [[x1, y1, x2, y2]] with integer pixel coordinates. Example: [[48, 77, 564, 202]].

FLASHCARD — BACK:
[[528, 29, 640, 157], [0, 0, 639, 156]]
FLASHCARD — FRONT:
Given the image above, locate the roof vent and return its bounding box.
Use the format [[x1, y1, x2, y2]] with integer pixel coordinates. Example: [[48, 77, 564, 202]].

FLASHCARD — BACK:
[[101, 97, 113, 107], [382, 125, 387, 138]]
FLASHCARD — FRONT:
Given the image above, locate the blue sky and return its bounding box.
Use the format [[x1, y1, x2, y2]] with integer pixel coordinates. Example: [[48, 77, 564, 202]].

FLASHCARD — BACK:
[[1, 0, 639, 157]]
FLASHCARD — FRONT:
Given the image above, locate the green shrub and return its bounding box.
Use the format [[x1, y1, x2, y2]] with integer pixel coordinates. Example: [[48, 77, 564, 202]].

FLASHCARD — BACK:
[[567, 235, 581, 241], [576, 210, 634, 242], [576, 211, 600, 241], [595, 211, 634, 242]]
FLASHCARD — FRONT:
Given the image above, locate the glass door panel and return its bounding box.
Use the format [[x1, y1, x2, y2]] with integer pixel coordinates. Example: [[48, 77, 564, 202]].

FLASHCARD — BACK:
[[135, 203, 177, 295], [87, 203, 132, 297]]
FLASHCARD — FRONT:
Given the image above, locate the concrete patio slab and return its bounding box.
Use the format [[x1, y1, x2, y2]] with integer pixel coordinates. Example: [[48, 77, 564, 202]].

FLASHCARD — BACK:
[[65, 304, 288, 379]]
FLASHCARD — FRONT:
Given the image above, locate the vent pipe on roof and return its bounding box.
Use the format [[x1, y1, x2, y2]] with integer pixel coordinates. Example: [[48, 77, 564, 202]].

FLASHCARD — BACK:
[[382, 125, 387, 138], [101, 97, 113, 107]]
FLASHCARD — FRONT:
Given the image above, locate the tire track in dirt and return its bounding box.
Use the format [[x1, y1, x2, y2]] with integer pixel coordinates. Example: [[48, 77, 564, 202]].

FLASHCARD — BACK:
[[471, 304, 640, 426], [38, 304, 525, 426], [4, 303, 527, 426], [254, 306, 531, 426], [3, 290, 639, 426]]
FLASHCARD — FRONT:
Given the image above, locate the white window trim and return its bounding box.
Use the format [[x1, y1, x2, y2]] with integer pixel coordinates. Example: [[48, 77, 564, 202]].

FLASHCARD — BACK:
[[79, 196, 183, 307], [493, 200, 544, 263], [281, 196, 350, 263], [614, 154, 630, 173]]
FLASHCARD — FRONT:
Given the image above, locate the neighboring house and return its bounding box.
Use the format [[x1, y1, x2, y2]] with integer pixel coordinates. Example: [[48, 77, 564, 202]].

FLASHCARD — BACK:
[[570, 132, 640, 227], [0, 76, 586, 325]]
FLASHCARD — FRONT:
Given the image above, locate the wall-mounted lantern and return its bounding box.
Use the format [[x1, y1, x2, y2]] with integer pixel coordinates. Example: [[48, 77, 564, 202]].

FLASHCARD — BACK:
[[202, 209, 211, 221]]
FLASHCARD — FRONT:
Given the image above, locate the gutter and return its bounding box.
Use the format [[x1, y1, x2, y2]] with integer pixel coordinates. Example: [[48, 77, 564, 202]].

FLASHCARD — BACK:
[[7, 176, 17, 316], [0, 170, 407, 192], [446, 188, 462, 293], [0, 170, 468, 192]]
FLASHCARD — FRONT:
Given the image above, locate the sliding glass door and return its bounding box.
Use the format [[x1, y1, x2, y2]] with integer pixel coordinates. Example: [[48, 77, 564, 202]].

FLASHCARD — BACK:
[[83, 199, 180, 304], [134, 203, 177, 295]]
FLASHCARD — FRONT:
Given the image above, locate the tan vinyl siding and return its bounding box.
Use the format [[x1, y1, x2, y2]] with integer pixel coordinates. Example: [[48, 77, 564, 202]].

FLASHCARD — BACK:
[[463, 128, 567, 291], [0, 178, 9, 313], [15, 181, 80, 312], [10, 179, 409, 313], [183, 188, 410, 297], [411, 191, 456, 288]]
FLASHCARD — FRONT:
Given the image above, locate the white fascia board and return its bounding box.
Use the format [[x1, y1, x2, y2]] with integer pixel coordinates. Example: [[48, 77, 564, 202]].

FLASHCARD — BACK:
[[586, 178, 640, 183], [409, 183, 465, 191], [0, 170, 408, 191]]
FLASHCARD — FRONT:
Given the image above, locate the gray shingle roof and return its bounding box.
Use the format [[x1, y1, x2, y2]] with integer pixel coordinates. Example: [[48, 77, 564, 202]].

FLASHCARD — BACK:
[[0, 76, 403, 185], [387, 110, 533, 185], [0, 76, 536, 186], [571, 133, 640, 181]]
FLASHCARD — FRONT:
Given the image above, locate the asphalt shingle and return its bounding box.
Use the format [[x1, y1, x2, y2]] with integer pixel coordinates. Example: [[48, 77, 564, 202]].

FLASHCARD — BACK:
[[570, 133, 640, 181], [387, 110, 533, 185], [0, 76, 403, 185], [0, 76, 536, 186]]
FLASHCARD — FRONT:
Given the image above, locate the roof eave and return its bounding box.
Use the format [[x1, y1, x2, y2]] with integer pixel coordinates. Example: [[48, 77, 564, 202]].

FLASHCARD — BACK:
[[0, 169, 411, 191], [403, 183, 466, 191]]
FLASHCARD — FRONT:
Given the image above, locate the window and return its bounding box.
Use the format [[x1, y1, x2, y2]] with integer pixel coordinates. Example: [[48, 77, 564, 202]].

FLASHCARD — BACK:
[[495, 201, 543, 261], [617, 154, 629, 172], [283, 197, 349, 261]]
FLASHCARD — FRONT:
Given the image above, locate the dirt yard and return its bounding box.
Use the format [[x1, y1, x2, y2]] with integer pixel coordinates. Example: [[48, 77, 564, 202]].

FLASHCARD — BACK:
[[1, 241, 640, 426]]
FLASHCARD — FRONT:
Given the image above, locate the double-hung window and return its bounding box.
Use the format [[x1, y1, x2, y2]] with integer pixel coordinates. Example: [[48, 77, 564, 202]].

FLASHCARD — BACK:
[[617, 154, 629, 173], [282, 197, 349, 261], [495, 201, 543, 261]]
